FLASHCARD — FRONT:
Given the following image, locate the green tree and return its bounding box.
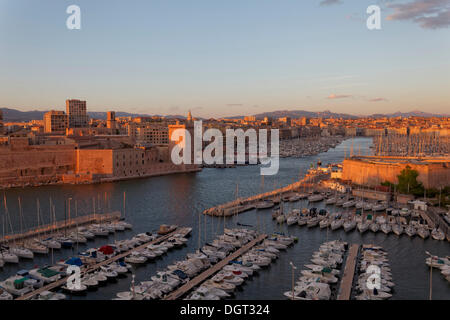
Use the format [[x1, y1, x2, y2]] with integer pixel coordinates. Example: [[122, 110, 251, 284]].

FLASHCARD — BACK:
[[396, 165, 424, 196]]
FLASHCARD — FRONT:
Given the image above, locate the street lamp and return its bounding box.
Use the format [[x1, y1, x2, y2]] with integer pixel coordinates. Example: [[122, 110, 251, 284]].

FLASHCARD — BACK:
[[289, 261, 297, 300]]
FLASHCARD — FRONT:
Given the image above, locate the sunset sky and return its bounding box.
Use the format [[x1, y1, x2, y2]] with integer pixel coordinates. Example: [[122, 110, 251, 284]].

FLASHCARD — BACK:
[[0, 0, 449, 118]]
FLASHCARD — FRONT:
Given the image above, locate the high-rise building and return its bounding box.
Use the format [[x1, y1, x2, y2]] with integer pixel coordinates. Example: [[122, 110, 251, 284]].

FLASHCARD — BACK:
[[66, 99, 89, 128], [44, 111, 68, 133]]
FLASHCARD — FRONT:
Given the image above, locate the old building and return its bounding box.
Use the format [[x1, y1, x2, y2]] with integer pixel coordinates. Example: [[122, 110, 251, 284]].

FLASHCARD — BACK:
[[44, 110, 68, 133], [342, 156, 450, 189]]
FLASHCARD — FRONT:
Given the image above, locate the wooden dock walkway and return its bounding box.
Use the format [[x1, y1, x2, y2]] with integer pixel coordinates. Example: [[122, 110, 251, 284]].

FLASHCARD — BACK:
[[0, 211, 122, 245], [337, 244, 360, 300], [16, 227, 191, 300], [164, 233, 268, 300]]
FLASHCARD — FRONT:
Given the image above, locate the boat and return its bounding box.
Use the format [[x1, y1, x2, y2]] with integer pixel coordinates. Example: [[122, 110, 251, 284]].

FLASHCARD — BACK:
[[431, 228, 445, 241], [0, 287, 13, 300], [417, 226, 430, 239], [325, 197, 337, 205], [308, 194, 324, 203], [9, 247, 34, 259], [369, 223, 380, 233], [1, 251, 19, 264], [297, 216, 308, 227], [307, 216, 319, 228], [343, 219, 356, 232], [255, 200, 274, 209], [24, 241, 49, 254], [392, 224, 403, 236], [342, 200, 356, 208], [405, 225, 416, 237], [330, 218, 343, 231], [357, 221, 370, 233], [29, 267, 62, 284], [35, 290, 66, 300], [380, 224, 392, 234], [399, 208, 410, 217], [0, 275, 34, 296], [319, 218, 330, 229], [276, 214, 286, 224]]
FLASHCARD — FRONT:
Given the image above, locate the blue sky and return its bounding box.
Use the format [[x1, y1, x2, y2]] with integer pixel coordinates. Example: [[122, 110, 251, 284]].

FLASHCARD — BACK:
[[0, 0, 449, 117]]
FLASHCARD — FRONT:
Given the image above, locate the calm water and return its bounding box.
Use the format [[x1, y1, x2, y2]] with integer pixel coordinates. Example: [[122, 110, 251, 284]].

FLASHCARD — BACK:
[[1, 137, 449, 300]]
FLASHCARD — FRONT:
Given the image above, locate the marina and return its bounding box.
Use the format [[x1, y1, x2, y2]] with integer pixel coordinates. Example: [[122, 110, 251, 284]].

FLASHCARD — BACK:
[[0, 138, 448, 300]]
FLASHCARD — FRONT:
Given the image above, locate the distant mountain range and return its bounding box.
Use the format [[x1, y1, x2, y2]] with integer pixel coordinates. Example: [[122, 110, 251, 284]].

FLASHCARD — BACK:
[[1, 107, 447, 122], [0, 108, 186, 122]]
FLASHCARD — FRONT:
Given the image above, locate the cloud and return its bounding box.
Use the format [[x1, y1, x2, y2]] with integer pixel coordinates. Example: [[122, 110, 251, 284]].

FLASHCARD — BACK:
[[320, 0, 343, 6], [368, 97, 388, 102], [386, 0, 450, 29], [327, 93, 352, 99]]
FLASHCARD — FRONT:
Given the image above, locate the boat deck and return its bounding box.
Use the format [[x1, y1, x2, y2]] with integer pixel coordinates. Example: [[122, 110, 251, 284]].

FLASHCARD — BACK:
[[164, 233, 268, 300], [15, 227, 191, 300], [337, 244, 360, 300]]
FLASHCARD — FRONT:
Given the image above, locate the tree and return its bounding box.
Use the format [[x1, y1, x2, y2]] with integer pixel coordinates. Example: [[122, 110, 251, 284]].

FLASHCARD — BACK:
[[396, 165, 424, 196]]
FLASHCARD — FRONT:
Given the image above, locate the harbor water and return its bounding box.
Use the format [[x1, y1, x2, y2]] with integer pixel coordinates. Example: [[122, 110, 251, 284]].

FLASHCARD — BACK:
[[1, 137, 449, 300]]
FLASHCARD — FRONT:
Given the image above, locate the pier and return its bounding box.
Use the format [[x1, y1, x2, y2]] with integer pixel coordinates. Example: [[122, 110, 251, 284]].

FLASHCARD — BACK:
[[15, 226, 191, 300], [337, 244, 360, 300], [164, 233, 268, 300], [0, 211, 122, 245]]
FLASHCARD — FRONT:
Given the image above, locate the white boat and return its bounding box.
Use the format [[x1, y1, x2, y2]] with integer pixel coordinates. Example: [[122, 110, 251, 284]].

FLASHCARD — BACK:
[[24, 241, 49, 254], [284, 282, 331, 300], [343, 219, 356, 232], [40, 238, 62, 249], [319, 218, 330, 229], [417, 227, 430, 239], [125, 252, 148, 264], [307, 217, 319, 228], [325, 197, 337, 205], [405, 225, 416, 237], [357, 221, 370, 233], [370, 223, 380, 233], [62, 283, 88, 294], [9, 247, 34, 259], [1, 251, 19, 264], [392, 224, 403, 236], [431, 228, 445, 241], [0, 275, 34, 296], [0, 287, 13, 300], [308, 194, 324, 202], [342, 200, 356, 208], [330, 219, 343, 230], [286, 215, 298, 226], [380, 224, 392, 234], [400, 208, 410, 217], [36, 290, 66, 300], [297, 216, 308, 226], [276, 214, 286, 224], [29, 267, 61, 284]]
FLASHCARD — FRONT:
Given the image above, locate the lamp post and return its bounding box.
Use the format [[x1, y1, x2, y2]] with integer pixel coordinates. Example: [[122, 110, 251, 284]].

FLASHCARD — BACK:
[[289, 261, 297, 300]]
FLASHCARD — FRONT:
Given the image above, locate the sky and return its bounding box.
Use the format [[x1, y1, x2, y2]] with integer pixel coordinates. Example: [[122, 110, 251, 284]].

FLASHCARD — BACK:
[[0, 0, 449, 118]]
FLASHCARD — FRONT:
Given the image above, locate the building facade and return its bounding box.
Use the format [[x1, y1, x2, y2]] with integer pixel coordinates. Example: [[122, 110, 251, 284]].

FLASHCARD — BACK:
[[66, 99, 89, 128]]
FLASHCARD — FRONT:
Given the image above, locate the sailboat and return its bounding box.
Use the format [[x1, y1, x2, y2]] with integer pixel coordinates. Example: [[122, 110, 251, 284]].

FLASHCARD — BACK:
[[6, 197, 34, 259]]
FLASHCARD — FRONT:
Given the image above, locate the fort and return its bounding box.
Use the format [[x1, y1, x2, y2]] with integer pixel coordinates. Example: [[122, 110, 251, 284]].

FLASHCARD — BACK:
[[0, 135, 200, 189], [342, 156, 450, 189]]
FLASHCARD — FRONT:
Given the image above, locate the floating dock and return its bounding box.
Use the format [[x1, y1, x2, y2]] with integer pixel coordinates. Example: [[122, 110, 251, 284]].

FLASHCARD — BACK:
[[164, 233, 268, 300], [15, 227, 191, 300], [337, 244, 360, 300], [0, 211, 122, 245]]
